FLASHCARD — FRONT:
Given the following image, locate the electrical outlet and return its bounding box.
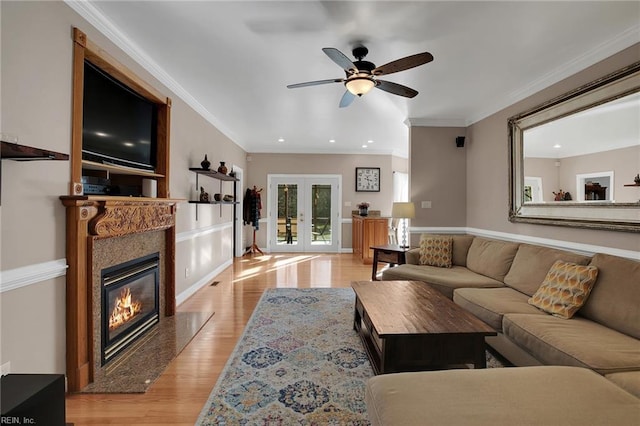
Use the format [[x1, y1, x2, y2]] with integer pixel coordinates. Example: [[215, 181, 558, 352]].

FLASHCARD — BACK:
[[185, 267, 190, 278], [1, 361, 11, 376]]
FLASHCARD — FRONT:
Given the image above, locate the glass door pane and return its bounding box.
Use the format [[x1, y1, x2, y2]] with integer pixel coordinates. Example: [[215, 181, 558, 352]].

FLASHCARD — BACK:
[[310, 184, 332, 246], [277, 183, 298, 246]]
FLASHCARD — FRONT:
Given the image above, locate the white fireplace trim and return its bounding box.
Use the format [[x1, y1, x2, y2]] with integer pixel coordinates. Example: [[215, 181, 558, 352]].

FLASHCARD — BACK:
[[0, 259, 68, 293]]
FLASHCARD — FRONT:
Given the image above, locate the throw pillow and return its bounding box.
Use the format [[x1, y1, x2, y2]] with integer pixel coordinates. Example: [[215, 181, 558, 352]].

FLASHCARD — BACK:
[[528, 260, 599, 319], [419, 235, 453, 268]]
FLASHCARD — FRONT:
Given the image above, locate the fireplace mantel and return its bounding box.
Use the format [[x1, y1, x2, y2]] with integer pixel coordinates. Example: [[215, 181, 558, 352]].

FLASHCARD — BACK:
[[60, 196, 180, 391]]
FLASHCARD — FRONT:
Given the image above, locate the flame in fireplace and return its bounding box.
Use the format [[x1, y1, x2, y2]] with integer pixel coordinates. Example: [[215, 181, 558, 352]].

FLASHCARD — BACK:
[[109, 287, 142, 331]]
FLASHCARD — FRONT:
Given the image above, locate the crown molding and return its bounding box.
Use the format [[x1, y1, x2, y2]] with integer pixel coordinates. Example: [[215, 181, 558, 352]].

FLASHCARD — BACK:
[[405, 118, 468, 128], [64, 0, 247, 151], [466, 24, 640, 125]]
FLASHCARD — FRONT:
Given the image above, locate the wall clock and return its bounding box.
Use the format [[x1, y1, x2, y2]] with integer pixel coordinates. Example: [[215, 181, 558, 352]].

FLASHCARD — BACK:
[[356, 167, 380, 192]]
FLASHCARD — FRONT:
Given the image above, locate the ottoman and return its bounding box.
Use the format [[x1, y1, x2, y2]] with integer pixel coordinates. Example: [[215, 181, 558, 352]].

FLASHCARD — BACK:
[[365, 366, 640, 425]]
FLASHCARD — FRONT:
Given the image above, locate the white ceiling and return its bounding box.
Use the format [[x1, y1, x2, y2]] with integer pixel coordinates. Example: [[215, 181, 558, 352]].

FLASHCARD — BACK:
[[69, 1, 640, 158]]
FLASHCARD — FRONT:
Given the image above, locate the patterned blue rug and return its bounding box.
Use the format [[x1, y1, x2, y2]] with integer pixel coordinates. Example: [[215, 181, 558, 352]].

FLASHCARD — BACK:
[[195, 288, 374, 425]]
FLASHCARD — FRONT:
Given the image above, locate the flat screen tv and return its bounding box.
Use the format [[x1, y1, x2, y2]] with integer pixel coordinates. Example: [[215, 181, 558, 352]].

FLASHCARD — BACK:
[[82, 60, 157, 171]]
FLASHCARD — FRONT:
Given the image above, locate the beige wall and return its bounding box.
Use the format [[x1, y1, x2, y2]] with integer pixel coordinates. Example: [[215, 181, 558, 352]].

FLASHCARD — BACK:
[[559, 146, 640, 203], [245, 153, 407, 248], [464, 44, 639, 252], [409, 126, 467, 244], [0, 1, 245, 374]]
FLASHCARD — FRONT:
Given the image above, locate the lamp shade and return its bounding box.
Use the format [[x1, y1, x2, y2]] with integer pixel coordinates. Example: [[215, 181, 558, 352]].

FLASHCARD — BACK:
[[345, 75, 375, 96], [391, 202, 415, 219]]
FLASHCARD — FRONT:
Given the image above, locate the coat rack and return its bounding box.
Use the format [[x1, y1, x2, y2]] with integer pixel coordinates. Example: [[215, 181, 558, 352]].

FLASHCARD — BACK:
[[244, 186, 263, 255]]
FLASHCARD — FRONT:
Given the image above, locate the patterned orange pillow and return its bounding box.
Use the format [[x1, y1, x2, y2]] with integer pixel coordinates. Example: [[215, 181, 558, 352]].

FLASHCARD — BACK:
[[419, 236, 453, 268], [528, 260, 599, 319]]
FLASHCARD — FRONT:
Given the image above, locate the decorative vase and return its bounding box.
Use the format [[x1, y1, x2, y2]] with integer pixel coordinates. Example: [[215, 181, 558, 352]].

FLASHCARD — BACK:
[[635, 174, 640, 184], [200, 155, 210, 170], [359, 207, 368, 216], [217, 161, 228, 175]]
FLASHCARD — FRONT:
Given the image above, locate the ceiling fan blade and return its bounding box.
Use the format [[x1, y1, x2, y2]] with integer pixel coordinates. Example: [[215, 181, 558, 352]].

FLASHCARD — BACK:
[[323, 47, 358, 74], [287, 78, 343, 89], [339, 90, 356, 108], [375, 80, 419, 98], [372, 52, 434, 76]]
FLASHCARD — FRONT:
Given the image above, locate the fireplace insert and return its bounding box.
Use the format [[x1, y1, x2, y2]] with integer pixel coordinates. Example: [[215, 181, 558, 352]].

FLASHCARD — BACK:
[[101, 253, 160, 365]]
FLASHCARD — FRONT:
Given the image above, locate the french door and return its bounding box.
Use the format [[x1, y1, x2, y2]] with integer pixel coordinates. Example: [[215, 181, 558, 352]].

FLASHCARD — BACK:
[[268, 175, 340, 253]]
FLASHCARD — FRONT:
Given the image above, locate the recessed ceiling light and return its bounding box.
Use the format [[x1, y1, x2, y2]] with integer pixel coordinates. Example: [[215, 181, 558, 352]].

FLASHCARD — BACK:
[[278, 138, 285, 142], [123, 141, 134, 147], [329, 139, 335, 143], [95, 132, 108, 137], [553, 144, 562, 148], [362, 144, 368, 148], [367, 140, 374, 144]]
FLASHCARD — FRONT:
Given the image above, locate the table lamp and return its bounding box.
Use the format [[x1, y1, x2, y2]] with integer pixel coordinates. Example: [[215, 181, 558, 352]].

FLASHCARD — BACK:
[[391, 202, 415, 248]]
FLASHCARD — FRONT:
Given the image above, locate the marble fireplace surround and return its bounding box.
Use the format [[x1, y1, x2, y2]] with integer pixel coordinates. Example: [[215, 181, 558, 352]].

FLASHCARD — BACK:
[[61, 197, 177, 392], [91, 231, 166, 375]]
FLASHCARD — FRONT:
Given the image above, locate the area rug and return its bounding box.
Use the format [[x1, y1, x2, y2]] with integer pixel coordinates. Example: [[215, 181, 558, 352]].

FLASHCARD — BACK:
[[196, 288, 374, 425], [196, 288, 507, 425], [80, 311, 214, 393]]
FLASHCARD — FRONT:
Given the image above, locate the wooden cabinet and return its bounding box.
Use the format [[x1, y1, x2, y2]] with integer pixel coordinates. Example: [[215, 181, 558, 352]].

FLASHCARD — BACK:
[[352, 215, 389, 264]]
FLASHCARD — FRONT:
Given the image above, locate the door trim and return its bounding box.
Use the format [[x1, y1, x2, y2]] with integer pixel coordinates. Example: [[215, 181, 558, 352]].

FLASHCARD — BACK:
[[267, 174, 342, 253]]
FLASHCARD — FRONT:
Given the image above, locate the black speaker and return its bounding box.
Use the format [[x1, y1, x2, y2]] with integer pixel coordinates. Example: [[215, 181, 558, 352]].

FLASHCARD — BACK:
[[456, 136, 465, 148]]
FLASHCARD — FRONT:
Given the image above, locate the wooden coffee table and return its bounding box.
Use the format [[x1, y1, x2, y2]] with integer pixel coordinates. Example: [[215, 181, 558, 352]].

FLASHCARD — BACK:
[[351, 280, 496, 374]]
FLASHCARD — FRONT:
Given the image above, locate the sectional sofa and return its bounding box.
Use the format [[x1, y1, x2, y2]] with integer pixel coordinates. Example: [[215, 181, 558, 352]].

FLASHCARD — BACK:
[[368, 234, 640, 424]]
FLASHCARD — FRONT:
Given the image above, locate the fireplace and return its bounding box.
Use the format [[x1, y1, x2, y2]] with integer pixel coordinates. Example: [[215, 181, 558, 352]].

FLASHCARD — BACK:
[[101, 253, 160, 365]]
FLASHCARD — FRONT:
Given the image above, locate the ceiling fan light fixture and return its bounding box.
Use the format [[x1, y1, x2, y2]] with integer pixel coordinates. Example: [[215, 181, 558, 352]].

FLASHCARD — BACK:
[[345, 75, 375, 96]]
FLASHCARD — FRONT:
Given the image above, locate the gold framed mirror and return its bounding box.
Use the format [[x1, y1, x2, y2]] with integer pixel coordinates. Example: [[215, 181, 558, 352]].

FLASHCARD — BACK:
[[508, 61, 640, 232]]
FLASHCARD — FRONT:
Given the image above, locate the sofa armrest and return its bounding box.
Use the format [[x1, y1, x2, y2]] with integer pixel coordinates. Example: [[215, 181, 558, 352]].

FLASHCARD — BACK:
[[406, 248, 421, 264]]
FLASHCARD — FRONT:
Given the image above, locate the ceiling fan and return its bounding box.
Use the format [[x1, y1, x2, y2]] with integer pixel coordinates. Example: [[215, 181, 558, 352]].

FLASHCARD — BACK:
[[287, 45, 434, 108]]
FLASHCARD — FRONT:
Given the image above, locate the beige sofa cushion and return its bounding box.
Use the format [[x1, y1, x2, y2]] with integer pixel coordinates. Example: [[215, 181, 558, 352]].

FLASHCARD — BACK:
[[453, 287, 544, 330], [579, 253, 640, 339], [503, 243, 591, 296], [503, 313, 640, 374], [380, 264, 503, 299], [466, 238, 519, 282], [450, 234, 474, 266], [528, 260, 599, 319], [606, 371, 640, 398], [365, 367, 640, 426]]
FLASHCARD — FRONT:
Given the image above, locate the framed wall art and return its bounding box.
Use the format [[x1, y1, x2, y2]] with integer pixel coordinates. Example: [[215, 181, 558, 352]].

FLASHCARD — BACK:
[[356, 167, 380, 192]]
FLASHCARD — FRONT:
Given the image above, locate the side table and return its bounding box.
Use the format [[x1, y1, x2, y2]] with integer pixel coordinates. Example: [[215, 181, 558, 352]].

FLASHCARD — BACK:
[[370, 244, 411, 281]]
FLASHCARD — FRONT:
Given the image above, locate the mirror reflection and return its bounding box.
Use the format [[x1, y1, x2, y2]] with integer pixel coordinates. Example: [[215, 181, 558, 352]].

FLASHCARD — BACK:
[[508, 61, 640, 232], [523, 92, 640, 204]]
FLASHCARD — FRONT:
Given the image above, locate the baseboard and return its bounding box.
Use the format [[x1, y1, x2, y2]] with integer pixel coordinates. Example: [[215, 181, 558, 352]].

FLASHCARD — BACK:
[[176, 259, 233, 306]]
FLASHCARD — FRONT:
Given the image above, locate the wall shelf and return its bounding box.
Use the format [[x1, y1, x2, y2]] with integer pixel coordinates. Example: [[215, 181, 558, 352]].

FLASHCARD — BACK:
[[83, 160, 165, 178], [623, 183, 640, 187], [189, 167, 238, 220], [188, 167, 238, 181], [1, 141, 69, 161]]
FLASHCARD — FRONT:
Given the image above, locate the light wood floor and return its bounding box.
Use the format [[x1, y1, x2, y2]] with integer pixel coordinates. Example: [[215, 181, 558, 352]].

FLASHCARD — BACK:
[[65, 253, 373, 425]]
